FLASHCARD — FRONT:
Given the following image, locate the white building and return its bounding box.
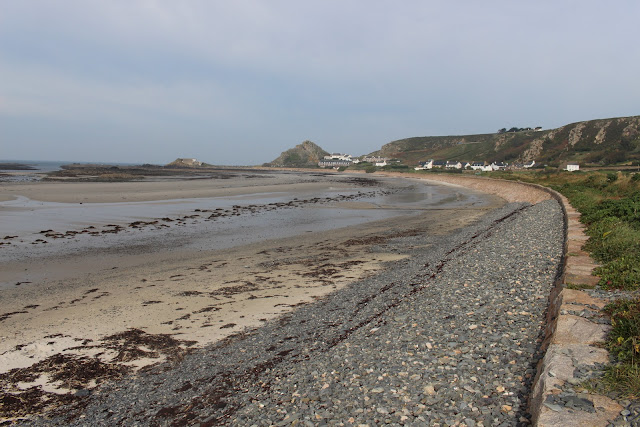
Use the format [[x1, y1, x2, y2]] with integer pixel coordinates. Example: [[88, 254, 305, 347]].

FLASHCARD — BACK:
[[566, 163, 580, 172], [491, 162, 507, 171], [469, 162, 486, 170], [324, 153, 352, 161], [318, 159, 352, 168], [363, 156, 388, 164], [415, 160, 434, 170]]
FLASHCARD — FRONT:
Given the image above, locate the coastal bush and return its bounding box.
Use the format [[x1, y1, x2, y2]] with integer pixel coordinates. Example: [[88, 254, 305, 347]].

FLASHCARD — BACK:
[[584, 173, 608, 189], [584, 219, 640, 263], [604, 298, 640, 365], [595, 257, 640, 291], [382, 164, 410, 171], [581, 195, 640, 227]]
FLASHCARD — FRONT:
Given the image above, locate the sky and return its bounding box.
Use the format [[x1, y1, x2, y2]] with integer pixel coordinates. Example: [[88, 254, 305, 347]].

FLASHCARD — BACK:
[[1, 1, 639, 165]]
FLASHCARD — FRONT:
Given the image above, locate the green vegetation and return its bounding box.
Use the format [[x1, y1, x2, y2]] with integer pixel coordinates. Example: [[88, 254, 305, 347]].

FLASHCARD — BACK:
[[600, 299, 640, 398], [551, 173, 640, 292], [380, 163, 410, 172], [348, 161, 374, 171], [497, 126, 540, 133], [604, 299, 640, 364]]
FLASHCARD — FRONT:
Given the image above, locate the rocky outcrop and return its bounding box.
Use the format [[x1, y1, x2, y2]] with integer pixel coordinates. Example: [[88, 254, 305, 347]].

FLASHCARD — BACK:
[[166, 158, 204, 168], [266, 140, 329, 167]]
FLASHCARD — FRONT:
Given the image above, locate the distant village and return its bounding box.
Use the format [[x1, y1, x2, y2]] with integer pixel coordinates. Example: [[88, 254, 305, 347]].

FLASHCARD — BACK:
[[318, 153, 580, 172], [318, 154, 390, 168]]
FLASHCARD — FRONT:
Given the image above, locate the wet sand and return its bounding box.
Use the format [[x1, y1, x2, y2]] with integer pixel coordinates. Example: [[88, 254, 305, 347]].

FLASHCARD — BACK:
[[0, 171, 504, 421], [0, 173, 335, 203]]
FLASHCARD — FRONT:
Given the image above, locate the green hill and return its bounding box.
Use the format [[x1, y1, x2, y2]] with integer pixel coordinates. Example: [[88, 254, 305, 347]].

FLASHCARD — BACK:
[[371, 115, 640, 167], [266, 140, 329, 168]]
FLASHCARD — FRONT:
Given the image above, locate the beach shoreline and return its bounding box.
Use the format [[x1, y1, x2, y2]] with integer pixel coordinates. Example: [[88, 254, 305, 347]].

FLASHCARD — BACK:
[[0, 171, 505, 421]]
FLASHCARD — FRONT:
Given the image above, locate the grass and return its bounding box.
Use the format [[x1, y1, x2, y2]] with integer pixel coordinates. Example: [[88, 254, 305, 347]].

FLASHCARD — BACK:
[[597, 298, 640, 398], [600, 364, 640, 399], [604, 299, 640, 364]]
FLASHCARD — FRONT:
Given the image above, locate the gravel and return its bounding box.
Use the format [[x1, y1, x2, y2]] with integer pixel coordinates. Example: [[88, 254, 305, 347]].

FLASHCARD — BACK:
[[23, 199, 565, 426]]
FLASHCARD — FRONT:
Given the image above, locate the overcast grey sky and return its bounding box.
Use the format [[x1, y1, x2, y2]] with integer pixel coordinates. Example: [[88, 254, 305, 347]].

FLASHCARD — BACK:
[[1, 1, 639, 165]]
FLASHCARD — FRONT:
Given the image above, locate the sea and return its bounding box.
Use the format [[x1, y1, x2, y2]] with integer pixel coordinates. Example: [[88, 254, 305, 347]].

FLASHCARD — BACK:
[[0, 160, 137, 182]]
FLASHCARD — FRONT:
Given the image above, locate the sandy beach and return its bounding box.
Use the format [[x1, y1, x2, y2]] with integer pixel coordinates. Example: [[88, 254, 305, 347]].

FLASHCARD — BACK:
[[0, 170, 506, 420]]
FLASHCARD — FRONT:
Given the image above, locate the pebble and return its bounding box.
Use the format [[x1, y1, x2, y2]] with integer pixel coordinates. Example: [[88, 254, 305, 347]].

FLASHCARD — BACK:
[[24, 200, 565, 426]]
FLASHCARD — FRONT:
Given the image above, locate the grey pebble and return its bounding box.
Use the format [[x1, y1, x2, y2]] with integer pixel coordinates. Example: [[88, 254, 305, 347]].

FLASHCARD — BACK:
[[24, 200, 567, 426]]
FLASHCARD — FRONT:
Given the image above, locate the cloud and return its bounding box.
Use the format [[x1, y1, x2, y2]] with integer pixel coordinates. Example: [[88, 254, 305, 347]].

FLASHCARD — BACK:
[[1, 1, 639, 163]]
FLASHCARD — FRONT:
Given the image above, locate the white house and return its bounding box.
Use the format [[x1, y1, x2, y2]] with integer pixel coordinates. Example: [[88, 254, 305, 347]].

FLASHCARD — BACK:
[[566, 163, 580, 172], [324, 153, 352, 161], [431, 160, 447, 168], [375, 160, 388, 167], [415, 160, 434, 170], [445, 161, 463, 169], [491, 162, 507, 171]]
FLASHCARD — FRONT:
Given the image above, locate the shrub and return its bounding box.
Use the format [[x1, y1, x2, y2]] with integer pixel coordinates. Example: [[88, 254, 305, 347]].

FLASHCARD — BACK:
[[582, 195, 640, 227], [584, 219, 640, 264], [584, 174, 607, 189], [603, 298, 640, 364], [596, 257, 640, 290]]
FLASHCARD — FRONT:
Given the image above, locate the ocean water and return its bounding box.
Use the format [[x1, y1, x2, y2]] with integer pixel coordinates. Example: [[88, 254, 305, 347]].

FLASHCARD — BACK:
[[0, 160, 66, 172], [0, 160, 138, 182]]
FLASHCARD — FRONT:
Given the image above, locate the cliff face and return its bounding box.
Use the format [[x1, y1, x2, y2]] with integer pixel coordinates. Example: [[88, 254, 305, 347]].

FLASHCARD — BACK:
[[372, 115, 640, 167], [267, 141, 329, 167]]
